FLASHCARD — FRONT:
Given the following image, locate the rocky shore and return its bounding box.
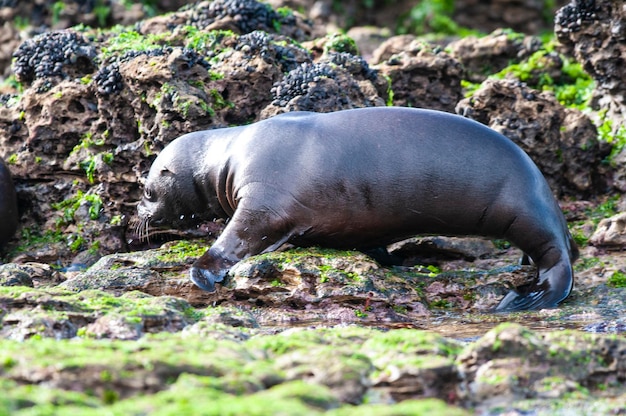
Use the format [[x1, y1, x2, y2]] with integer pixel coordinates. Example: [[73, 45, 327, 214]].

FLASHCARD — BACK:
[[1, 0, 626, 414]]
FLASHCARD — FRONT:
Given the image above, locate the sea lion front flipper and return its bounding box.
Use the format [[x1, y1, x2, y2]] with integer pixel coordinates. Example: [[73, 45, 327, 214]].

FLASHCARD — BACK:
[[190, 204, 296, 292], [495, 260, 574, 312], [190, 247, 236, 292]]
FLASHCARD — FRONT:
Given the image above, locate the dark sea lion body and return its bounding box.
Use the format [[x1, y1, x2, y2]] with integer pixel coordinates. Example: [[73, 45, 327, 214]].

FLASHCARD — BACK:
[[138, 107, 578, 311], [0, 156, 18, 247]]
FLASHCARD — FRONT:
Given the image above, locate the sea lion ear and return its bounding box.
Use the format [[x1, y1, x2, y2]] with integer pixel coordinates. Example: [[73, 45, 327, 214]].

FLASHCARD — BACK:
[[160, 165, 175, 176]]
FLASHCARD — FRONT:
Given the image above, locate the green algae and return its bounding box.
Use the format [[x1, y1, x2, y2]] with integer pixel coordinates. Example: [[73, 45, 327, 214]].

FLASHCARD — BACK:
[[0, 378, 101, 415], [362, 329, 462, 357], [324, 32, 359, 55], [0, 287, 204, 339], [244, 247, 370, 287], [100, 30, 169, 59], [155, 240, 207, 263], [397, 0, 477, 37], [52, 190, 103, 225], [1, 324, 625, 414], [607, 271, 626, 288]]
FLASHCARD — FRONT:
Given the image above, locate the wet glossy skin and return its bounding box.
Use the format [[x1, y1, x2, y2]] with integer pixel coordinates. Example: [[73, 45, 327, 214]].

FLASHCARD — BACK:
[[138, 107, 578, 312]]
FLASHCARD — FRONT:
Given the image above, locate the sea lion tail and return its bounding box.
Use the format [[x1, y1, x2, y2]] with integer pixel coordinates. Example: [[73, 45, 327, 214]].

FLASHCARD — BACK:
[[495, 259, 574, 312]]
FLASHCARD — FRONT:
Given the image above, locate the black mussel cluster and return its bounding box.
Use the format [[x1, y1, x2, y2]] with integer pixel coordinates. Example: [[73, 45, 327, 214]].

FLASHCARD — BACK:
[[184, 0, 293, 34], [271, 62, 336, 106], [326, 52, 378, 82], [555, 0, 598, 32], [236, 30, 308, 72], [95, 47, 210, 95], [94, 61, 124, 95], [0, 94, 15, 106], [12, 30, 97, 83]]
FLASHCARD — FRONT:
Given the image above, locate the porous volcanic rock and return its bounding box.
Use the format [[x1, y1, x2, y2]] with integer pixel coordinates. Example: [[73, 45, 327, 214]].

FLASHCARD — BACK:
[[374, 40, 464, 112], [456, 78, 605, 196], [555, 0, 626, 125], [447, 29, 543, 82], [453, 0, 568, 34], [555, 0, 626, 193]]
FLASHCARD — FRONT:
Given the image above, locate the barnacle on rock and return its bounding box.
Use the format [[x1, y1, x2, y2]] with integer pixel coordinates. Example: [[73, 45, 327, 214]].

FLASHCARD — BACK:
[[12, 30, 97, 83], [271, 62, 336, 105]]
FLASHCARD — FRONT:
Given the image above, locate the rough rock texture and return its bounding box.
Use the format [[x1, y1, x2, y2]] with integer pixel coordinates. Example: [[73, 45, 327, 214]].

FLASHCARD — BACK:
[[555, 0, 626, 125], [0, 0, 188, 79], [556, 0, 626, 193], [456, 78, 605, 196], [374, 40, 464, 112], [453, 0, 568, 34], [590, 212, 626, 247], [457, 324, 626, 412], [268, 0, 567, 35], [0, 1, 624, 413], [447, 29, 543, 82]]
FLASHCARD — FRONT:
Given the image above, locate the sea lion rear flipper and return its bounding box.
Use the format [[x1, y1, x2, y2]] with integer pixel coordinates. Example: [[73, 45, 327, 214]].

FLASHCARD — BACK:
[[495, 260, 574, 312]]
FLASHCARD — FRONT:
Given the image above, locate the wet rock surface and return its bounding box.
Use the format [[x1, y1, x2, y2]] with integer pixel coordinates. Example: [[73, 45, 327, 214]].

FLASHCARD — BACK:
[[0, 0, 624, 414]]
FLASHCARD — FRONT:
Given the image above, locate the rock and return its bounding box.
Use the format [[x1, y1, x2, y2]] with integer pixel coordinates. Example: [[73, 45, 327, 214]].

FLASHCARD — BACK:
[[388, 237, 497, 263], [374, 40, 464, 112], [1, 311, 78, 341], [453, 0, 565, 34], [0, 262, 61, 288], [60, 252, 170, 293], [261, 53, 386, 116], [456, 323, 626, 409], [345, 26, 392, 62], [456, 78, 603, 196], [447, 29, 543, 82], [0, 264, 33, 287], [590, 212, 626, 247], [370, 34, 416, 64], [85, 315, 144, 340], [555, 0, 626, 128]]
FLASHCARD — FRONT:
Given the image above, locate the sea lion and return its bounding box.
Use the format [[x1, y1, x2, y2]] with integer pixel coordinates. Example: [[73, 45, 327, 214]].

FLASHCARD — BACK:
[[0, 156, 18, 247], [138, 107, 578, 312]]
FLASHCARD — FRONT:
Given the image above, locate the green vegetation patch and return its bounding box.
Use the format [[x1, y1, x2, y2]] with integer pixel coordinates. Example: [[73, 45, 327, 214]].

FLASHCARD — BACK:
[[52, 189, 104, 226], [0, 287, 204, 338], [156, 240, 207, 263], [596, 112, 626, 165], [607, 271, 626, 288], [584, 195, 619, 226], [100, 29, 170, 59], [397, 0, 477, 37], [493, 45, 594, 109], [324, 32, 359, 55], [362, 328, 462, 358]]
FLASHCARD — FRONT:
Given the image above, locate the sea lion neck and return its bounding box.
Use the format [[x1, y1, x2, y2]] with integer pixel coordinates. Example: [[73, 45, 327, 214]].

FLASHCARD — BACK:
[[191, 131, 236, 218]]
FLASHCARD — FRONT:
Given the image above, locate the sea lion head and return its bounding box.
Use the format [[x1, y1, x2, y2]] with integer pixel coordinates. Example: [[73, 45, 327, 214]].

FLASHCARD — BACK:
[[137, 139, 206, 234]]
